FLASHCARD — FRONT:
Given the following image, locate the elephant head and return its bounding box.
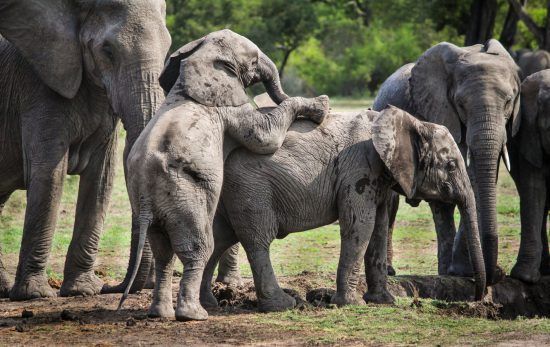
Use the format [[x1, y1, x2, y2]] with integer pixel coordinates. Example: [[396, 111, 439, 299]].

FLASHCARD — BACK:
[[0, 0, 171, 154], [409, 39, 520, 284], [159, 29, 289, 106], [372, 106, 486, 300], [519, 70, 550, 167]]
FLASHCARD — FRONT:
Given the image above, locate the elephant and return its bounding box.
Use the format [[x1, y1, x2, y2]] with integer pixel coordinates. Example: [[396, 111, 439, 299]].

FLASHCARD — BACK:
[[516, 49, 550, 80], [197, 106, 486, 313], [0, 0, 171, 300], [118, 29, 330, 321], [508, 69, 550, 283], [373, 39, 521, 285]]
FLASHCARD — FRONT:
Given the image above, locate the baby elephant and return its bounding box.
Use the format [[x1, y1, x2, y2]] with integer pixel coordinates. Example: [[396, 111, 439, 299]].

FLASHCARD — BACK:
[[121, 29, 329, 321], [201, 106, 487, 312]]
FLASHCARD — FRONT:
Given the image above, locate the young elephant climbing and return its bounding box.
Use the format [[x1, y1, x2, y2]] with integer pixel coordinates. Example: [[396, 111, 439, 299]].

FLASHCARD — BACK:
[[201, 106, 486, 312], [120, 29, 329, 321]]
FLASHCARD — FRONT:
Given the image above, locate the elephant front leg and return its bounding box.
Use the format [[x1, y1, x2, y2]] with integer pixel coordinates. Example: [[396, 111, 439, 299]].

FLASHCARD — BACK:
[[215, 244, 241, 286], [10, 150, 68, 301], [511, 168, 546, 283], [148, 227, 176, 318], [0, 193, 14, 298], [61, 138, 117, 297], [429, 202, 458, 275], [364, 202, 395, 305]]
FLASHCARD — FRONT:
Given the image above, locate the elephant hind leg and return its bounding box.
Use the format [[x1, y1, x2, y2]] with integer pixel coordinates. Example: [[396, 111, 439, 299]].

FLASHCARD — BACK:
[[148, 225, 176, 319], [0, 192, 14, 298], [200, 215, 239, 308]]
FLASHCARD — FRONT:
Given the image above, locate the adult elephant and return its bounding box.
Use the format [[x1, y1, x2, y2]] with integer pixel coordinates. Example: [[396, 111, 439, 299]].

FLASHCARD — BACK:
[[0, 0, 171, 300], [516, 49, 550, 80], [508, 70, 550, 283], [373, 39, 521, 285]]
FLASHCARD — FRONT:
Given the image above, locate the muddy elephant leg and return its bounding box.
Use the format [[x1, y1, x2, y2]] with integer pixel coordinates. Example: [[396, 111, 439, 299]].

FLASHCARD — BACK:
[[215, 244, 241, 286], [0, 192, 14, 298], [429, 202, 457, 275], [148, 226, 175, 318], [331, 195, 376, 306], [61, 135, 117, 297], [511, 168, 546, 283], [200, 215, 238, 308], [386, 193, 399, 276], [364, 201, 395, 304], [10, 131, 68, 300]]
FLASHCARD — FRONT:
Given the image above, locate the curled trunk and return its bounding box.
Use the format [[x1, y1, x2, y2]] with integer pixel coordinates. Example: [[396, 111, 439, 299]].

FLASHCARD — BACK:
[[257, 51, 289, 105]]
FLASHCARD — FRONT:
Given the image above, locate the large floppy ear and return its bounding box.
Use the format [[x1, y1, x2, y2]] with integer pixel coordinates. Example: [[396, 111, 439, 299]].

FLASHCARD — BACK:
[[159, 36, 205, 94], [410, 42, 466, 143], [372, 106, 423, 199], [0, 0, 82, 98], [519, 73, 544, 168]]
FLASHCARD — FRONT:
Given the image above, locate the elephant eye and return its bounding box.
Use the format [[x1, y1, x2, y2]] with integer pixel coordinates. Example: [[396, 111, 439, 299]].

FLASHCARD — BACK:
[[446, 160, 457, 172], [102, 43, 115, 61]]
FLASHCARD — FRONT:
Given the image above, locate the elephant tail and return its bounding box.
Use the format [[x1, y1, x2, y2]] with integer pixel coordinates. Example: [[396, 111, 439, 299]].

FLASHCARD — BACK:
[[117, 196, 153, 311]]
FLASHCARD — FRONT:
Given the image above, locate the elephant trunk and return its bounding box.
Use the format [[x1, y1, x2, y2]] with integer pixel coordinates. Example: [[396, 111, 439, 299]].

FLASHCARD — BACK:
[[457, 192, 486, 300], [257, 51, 289, 104], [469, 124, 503, 285]]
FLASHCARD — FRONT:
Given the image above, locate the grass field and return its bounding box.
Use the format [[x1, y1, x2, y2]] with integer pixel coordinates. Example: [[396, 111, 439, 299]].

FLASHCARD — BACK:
[[0, 99, 548, 345]]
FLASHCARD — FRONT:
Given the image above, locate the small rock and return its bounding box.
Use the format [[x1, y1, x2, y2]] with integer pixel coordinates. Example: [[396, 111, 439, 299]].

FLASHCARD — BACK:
[[60, 309, 79, 321], [21, 310, 33, 318], [15, 323, 29, 333], [126, 318, 136, 327]]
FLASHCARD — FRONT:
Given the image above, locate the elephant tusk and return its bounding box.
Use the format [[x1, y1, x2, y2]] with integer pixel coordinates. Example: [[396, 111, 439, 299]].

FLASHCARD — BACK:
[[502, 144, 511, 173], [466, 148, 471, 167]]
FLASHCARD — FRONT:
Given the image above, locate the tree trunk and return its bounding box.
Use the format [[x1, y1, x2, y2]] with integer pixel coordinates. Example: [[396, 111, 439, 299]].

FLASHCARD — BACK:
[[500, 0, 526, 50], [278, 48, 294, 80], [465, 0, 498, 46]]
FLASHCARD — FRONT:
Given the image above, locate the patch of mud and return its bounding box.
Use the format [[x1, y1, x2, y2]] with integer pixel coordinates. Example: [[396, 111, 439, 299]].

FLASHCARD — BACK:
[[431, 301, 502, 319]]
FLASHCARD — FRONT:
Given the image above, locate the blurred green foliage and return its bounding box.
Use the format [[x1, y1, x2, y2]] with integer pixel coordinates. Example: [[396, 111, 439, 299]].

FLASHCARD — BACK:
[[165, 0, 548, 97]]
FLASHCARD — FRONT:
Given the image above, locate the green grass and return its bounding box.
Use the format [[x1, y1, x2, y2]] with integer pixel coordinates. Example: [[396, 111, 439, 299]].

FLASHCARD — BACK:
[[0, 98, 548, 344]]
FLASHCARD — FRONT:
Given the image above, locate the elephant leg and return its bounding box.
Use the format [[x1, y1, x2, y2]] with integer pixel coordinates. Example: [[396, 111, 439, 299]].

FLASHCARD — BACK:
[[10, 141, 68, 300], [215, 244, 241, 286], [511, 168, 546, 283], [61, 136, 117, 297], [429, 202, 458, 275], [540, 206, 550, 275], [0, 192, 14, 298], [331, 197, 376, 306], [364, 201, 395, 304], [147, 226, 176, 318], [386, 193, 399, 276], [200, 215, 238, 308], [143, 260, 156, 290]]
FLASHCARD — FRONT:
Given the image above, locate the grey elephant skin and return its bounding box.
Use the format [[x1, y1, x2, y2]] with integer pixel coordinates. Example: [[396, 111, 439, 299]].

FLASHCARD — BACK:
[[199, 106, 486, 313], [119, 29, 330, 321], [516, 49, 550, 80], [373, 39, 521, 285], [0, 0, 170, 300], [508, 70, 550, 283]]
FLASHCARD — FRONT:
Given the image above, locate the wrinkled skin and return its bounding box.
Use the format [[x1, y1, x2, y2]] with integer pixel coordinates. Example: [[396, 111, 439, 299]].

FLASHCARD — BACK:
[[121, 30, 330, 321], [516, 50, 550, 80], [0, 0, 170, 300], [373, 39, 521, 285], [508, 70, 550, 283], [202, 106, 486, 313]]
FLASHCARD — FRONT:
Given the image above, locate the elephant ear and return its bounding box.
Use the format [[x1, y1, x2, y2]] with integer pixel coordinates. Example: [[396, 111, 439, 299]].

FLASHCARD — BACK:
[[372, 106, 423, 199], [519, 72, 544, 168], [0, 0, 82, 99], [159, 36, 206, 94], [410, 42, 466, 143]]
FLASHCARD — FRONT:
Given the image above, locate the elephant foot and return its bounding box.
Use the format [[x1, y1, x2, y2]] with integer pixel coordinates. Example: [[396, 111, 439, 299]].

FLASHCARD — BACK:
[[488, 265, 506, 285], [60, 271, 103, 297], [303, 95, 330, 124], [511, 263, 541, 284], [258, 290, 296, 312], [175, 300, 208, 321], [200, 289, 219, 308], [148, 301, 175, 318], [0, 271, 13, 298], [387, 265, 396, 276], [10, 274, 56, 301], [363, 289, 395, 305], [215, 271, 242, 287], [330, 291, 364, 307]]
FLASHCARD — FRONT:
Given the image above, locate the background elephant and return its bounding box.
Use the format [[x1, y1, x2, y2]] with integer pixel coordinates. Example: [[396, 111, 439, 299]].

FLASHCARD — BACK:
[[373, 39, 520, 285], [0, 0, 170, 300], [119, 29, 329, 321], [508, 69, 550, 283], [516, 49, 550, 80], [200, 106, 485, 314]]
